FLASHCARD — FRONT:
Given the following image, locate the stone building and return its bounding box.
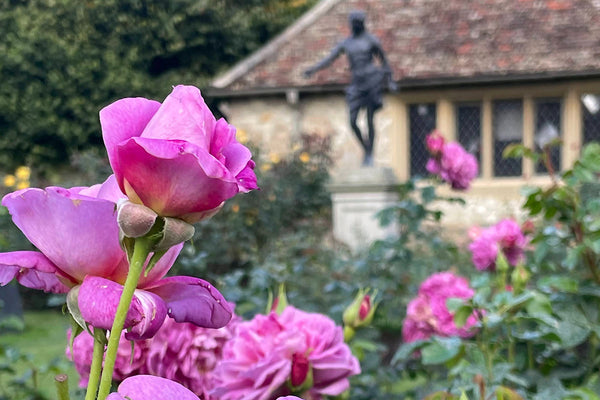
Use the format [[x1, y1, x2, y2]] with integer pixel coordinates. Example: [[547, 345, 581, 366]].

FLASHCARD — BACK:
[[208, 0, 600, 231]]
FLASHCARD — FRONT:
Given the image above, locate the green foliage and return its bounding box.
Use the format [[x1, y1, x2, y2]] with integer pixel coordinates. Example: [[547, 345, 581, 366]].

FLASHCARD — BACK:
[[174, 162, 467, 398], [0, 0, 316, 172], [173, 133, 333, 279], [393, 142, 600, 399], [1, 310, 78, 400]]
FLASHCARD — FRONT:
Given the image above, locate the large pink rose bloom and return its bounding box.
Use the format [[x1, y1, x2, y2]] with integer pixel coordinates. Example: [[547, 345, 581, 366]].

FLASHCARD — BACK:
[[66, 328, 150, 387], [101, 85, 258, 223], [402, 272, 478, 342], [278, 307, 361, 399], [469, 219, 527, 271], [145, 315, 239, 399], [0, 176, 232, 339], [211, 307, 360, 400]]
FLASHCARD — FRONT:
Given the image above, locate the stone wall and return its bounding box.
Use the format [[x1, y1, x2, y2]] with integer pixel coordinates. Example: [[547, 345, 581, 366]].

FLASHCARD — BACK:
[[217, 94, 536, 232], [220, 93, 397, 178]]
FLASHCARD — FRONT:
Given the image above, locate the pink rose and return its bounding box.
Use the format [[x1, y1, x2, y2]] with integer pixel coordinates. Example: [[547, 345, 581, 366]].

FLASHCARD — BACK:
[[494, 219, 527, 266], [469, 229, 500, 271], [66, 328, 150, 388], [439, 143, 478, 190], [278, 307, 361, 399], [145, 315, 239, 399], [424, 132, 478, 190], [211, 307, 360, 400], [426, 130, 445, 156], [0, 176, 232, 339], [402, 272, 478, 342], [402, 318, 436, 343], [101, 85, 258, 223], [211, 312, 301, 400], [468, 219, 527, 271], [425, 158, 442, 175]]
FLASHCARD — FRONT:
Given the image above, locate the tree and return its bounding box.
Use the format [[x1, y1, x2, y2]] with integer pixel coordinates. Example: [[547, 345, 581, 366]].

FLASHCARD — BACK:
[[0, 0, 315, 172]]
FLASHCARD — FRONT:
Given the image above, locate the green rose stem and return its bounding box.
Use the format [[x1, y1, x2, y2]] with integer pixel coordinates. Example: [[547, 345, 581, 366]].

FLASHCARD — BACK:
[[55, 374, 70, 400], [84, 327, 108, 400], [96, 237, 152, 400]]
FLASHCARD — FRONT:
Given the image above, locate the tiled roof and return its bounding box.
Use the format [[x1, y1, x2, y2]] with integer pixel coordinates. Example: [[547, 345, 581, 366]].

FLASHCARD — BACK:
[[211, 0, 600, 93]]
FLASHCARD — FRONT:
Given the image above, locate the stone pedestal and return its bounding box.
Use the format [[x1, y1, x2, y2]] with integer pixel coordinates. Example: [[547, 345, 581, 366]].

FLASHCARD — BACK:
[[329, 167, 399, 251]]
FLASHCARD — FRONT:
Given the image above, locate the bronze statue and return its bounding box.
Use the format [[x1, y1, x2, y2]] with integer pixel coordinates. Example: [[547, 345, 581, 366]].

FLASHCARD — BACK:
[[304, 10, 396, 166]]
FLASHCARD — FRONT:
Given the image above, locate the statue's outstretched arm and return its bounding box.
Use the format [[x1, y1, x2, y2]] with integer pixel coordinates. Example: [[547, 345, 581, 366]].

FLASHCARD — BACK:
[[303, 42, 344, 78]]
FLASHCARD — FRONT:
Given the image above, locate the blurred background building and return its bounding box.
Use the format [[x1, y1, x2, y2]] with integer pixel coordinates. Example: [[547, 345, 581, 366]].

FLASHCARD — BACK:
[[209, 0, 600, 226]]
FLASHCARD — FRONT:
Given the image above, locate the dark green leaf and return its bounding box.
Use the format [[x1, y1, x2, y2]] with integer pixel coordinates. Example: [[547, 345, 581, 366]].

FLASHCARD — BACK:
[[453, 305, 474, 328], [421, 337, 463, 365]]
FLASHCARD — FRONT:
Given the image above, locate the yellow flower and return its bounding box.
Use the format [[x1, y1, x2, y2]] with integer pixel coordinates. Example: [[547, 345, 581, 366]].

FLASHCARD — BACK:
[[3, 175, 16, 187], [231, 204, 240, 213], [15, 166, 31, 180], [269, 153, 281, 164], [16, 180, 30, 190], [236, 129, 248, 144], [260, 163, 272, 172], [299, 152, 311, 163]]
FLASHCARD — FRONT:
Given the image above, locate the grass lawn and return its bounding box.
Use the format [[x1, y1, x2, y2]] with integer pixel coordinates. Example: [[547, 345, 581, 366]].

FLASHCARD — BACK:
[[1, 309, 82, 399]]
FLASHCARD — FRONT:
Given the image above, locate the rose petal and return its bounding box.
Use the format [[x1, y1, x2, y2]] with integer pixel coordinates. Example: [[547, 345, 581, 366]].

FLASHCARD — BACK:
[[78, 175, 127, 203], [106, 392, 127, 399], [136, 244, 183, 288], [0, 251, 70, 293], [243, 357, 290, 388], [140, 85, 216, 150], [116, 138, 239, 221], [77, 275, 166, 339], [2, 187, 124, 282], [312, 376, 351, 396], [107, 375, 200, 400], [78, 276, 141, 331], [100, 97, 161, 178], [145, 276, 232, 328], [125, 290, 168, 341], [106, 243, 183, 291], [221, 142, 253, 178], [236, 160, 259, 192], [210, 118, 237, 156]]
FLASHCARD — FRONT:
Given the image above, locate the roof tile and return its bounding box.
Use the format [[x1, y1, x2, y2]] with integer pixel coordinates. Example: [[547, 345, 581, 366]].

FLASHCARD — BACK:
[[215, 0, 600, 91]]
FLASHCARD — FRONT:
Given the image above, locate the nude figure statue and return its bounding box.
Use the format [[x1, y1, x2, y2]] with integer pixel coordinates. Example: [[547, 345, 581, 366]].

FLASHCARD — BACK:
[[304, 10, 396, 166]]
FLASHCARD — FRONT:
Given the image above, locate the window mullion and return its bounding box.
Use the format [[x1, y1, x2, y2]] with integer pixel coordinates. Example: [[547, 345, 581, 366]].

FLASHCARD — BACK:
[[523, 96, 534, 178], [481, 97, 493, 179]]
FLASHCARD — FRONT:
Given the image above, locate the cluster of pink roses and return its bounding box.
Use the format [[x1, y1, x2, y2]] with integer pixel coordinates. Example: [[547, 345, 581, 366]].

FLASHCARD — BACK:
[[425, 130, 478, 190], [0, 84, 361, 400], [468, 218, 528, 271], [0, 85, 257, 338], [68, 305, 359, 400], [0, 86, 261, 399], [67, 316, 236, 399], [402, 272, 479, 343]]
